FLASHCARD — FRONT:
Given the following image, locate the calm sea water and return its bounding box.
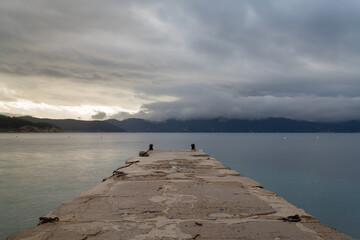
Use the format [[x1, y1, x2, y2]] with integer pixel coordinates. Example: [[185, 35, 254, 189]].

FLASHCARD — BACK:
[[0, 133, 359, 239]]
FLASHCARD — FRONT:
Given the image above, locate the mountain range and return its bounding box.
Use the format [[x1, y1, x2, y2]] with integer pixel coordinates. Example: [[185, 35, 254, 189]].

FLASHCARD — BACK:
[[1, 115, 358, 132], [20, 116, 125, 132], [106, 118, 360, 132]]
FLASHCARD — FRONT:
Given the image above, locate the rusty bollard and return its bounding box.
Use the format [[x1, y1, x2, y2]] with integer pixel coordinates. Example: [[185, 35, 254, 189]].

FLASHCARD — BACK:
[[191, 143, 196, 151]]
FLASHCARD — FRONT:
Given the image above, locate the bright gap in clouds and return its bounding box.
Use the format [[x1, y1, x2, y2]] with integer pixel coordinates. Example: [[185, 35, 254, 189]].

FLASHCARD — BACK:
[[0, 100, 134, 120]]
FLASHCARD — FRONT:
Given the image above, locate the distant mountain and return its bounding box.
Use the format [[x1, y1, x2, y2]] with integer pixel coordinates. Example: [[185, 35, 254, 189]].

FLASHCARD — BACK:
[[21, 116, 125, 132], [106, 118, 160, 132], [0, 114, 61, 132], [106, 118, 360, 132], [7, 115, 360, 132]]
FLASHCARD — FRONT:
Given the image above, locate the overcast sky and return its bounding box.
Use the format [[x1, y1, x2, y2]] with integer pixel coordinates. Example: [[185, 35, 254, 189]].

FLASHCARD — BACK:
[[1, 0, 360, 121]]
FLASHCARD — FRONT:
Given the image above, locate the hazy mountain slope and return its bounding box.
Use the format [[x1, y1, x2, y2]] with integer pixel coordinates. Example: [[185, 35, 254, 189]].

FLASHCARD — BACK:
[[21, 116, 125, 132], [106, 118, 360, 132], [12, 115, 360, 132]]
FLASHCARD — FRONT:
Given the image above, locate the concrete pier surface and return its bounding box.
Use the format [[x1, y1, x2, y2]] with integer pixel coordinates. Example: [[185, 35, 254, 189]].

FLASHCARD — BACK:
[[8, 149, 354, 240]]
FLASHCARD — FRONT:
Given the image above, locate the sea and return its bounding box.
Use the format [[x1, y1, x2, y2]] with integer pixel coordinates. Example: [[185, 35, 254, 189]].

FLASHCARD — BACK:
[[0, 133, 359, 239]]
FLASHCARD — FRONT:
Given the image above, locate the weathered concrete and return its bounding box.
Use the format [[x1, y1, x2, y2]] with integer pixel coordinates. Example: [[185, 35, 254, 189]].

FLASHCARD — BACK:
[[8, 150, 354, 240]]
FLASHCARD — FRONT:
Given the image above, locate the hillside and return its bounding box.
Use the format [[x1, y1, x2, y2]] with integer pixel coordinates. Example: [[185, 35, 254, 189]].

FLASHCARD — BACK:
[[106, 118, 360, 132], [0, 115, 61, 132], [5, 115, 360, 133], [21, 116, 125, 132]]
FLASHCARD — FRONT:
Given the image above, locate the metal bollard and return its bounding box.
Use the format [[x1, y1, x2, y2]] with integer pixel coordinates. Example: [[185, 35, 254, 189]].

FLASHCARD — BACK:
[[149, 144, 154, 151], [191, 143, 196, 151]]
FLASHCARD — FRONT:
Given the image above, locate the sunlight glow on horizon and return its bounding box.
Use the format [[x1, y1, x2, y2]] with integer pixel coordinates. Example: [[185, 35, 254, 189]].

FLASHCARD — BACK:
[[0, 100, 135, 120]]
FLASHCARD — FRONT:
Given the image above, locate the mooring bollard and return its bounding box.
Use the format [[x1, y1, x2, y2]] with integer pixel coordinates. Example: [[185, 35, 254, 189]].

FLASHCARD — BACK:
[[191, 143, 196, 151], [139, 144, 154, 157]]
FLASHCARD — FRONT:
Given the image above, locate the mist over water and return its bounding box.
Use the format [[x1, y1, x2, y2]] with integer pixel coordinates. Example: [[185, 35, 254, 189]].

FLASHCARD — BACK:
[[0, 133, 359, 239]]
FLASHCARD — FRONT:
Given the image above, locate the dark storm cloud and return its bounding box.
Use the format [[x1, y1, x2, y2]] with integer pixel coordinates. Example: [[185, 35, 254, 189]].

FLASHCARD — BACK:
[[113, 83, 360, 122], [91, 111, 107, 120], [1, 0, 360, 120]]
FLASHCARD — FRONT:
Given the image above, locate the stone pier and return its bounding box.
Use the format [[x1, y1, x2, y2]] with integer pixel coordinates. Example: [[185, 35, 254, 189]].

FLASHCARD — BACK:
[[8, 149, 354, 239]]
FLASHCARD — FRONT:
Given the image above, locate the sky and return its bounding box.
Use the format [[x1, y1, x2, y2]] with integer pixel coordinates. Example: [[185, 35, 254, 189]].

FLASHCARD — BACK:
[[1, 0, 360, 122]]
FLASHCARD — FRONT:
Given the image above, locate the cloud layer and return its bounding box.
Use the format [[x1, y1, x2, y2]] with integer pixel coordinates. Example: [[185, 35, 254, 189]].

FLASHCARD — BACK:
[[1, 0, 360, 121]]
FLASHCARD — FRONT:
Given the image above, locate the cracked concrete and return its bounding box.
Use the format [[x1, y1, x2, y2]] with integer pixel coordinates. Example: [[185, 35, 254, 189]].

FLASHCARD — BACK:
[[7, 150, 354, 239]]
